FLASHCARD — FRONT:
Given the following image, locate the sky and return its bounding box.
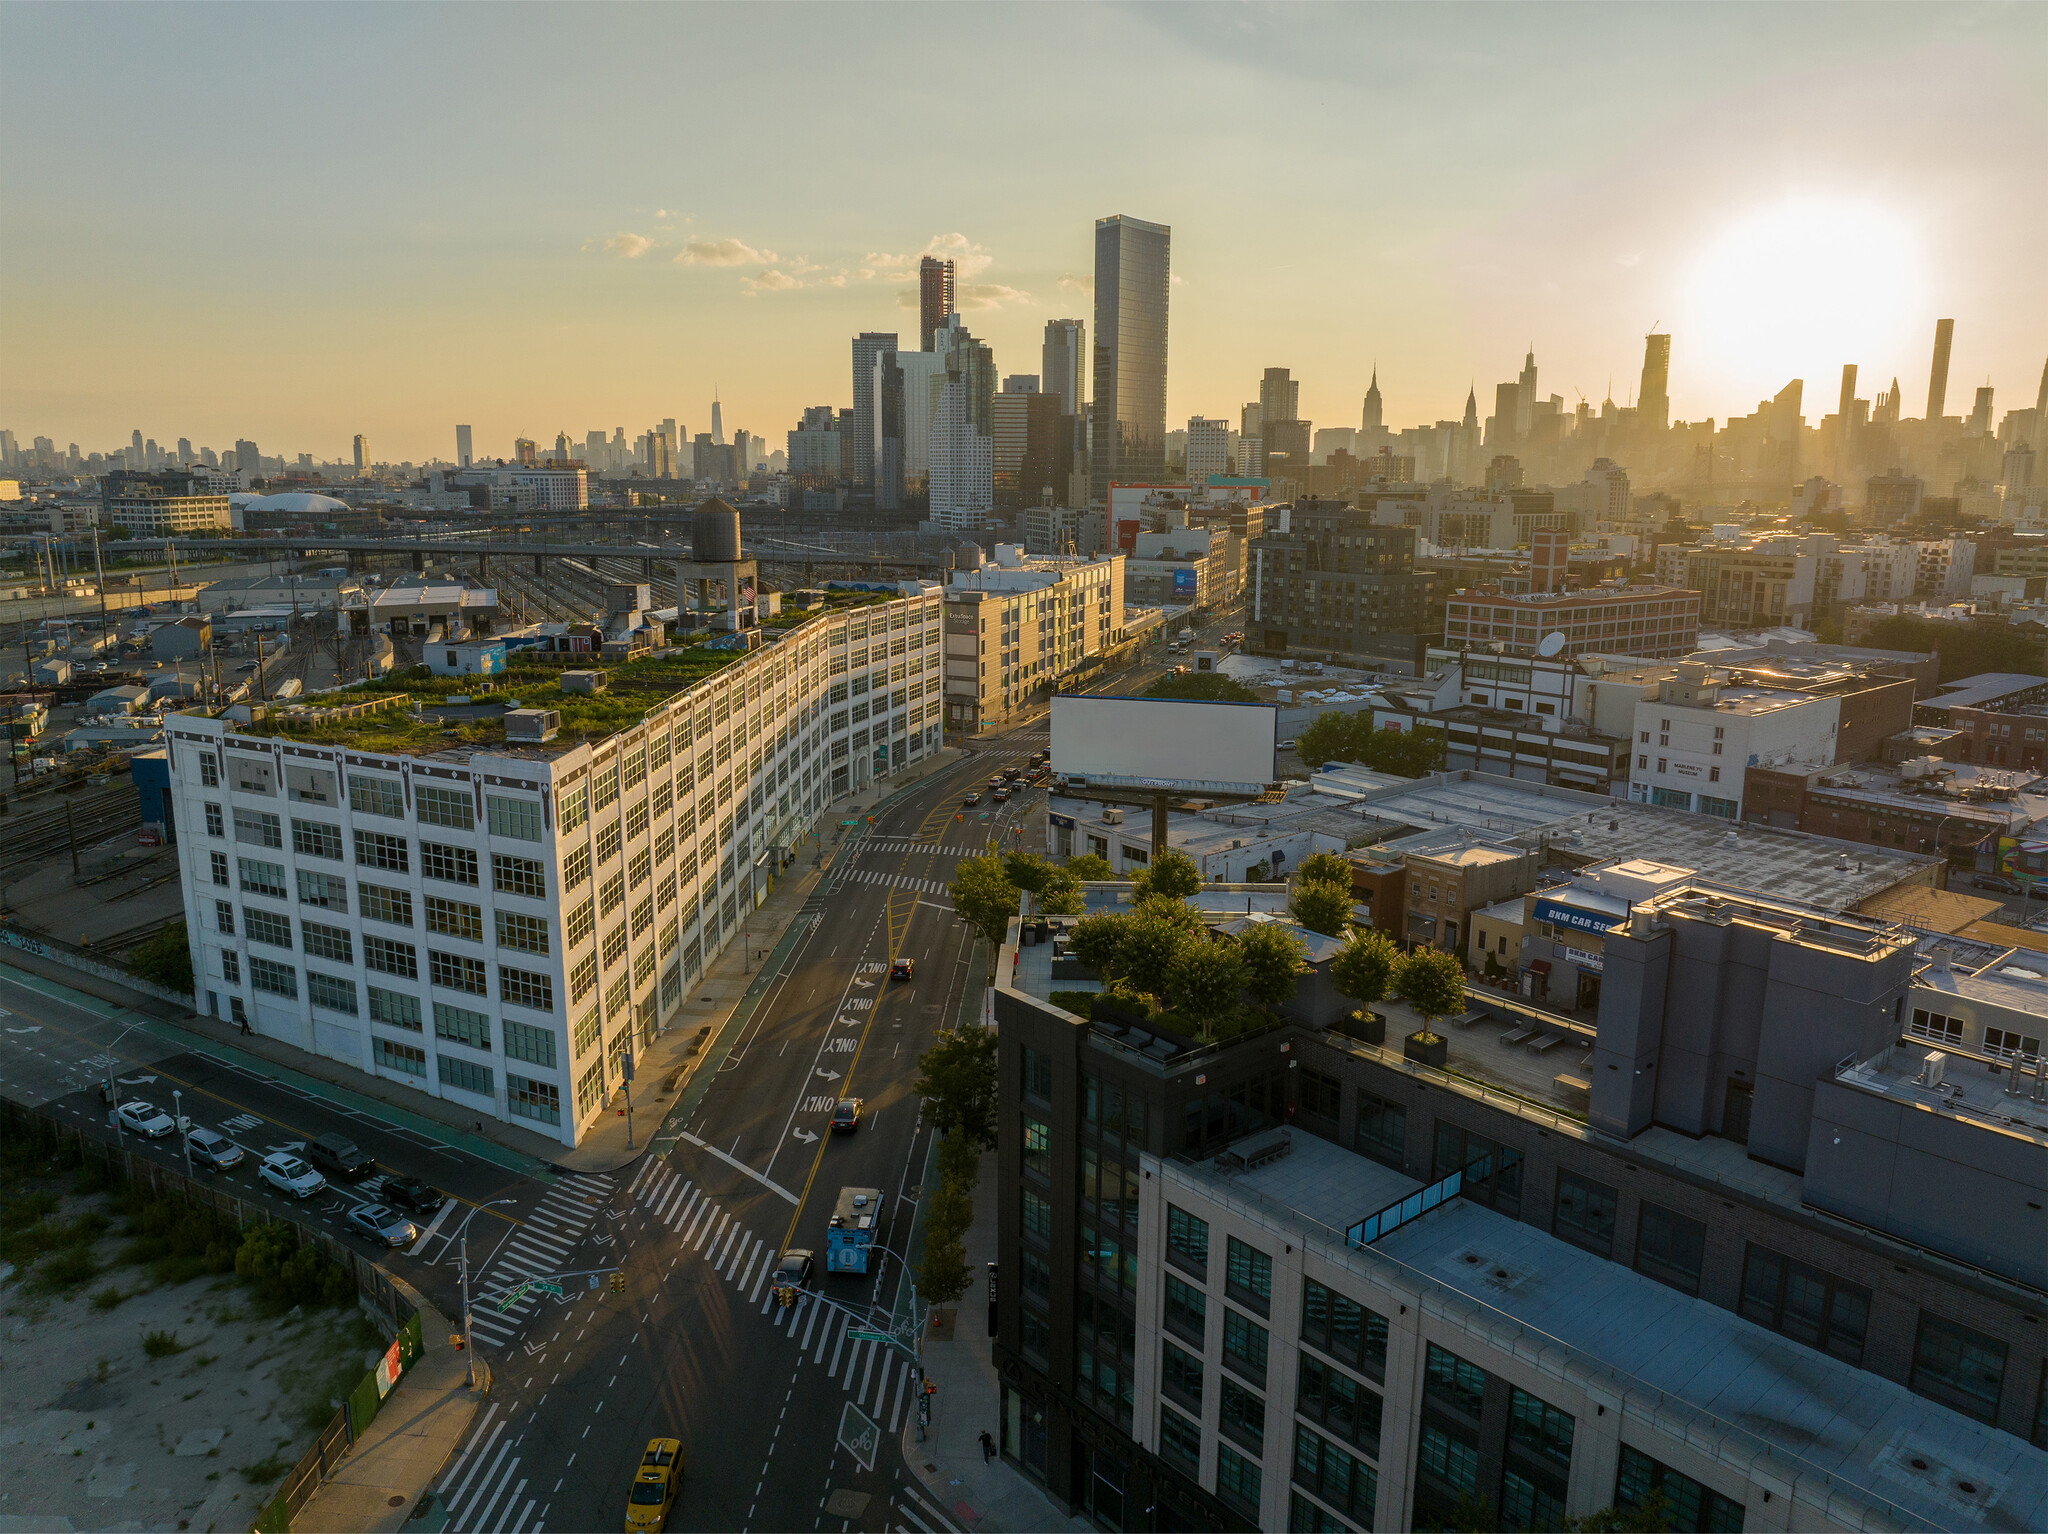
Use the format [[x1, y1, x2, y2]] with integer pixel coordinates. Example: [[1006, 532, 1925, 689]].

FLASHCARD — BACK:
[[4, 2, 2045, 465]]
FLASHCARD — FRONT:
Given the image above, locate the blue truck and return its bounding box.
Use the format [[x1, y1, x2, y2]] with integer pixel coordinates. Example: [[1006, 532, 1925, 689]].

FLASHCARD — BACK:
[[827, 1186, 883, 1275]]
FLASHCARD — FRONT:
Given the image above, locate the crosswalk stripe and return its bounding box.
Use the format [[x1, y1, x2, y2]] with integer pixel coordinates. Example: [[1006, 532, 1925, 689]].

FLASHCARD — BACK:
[[802, 1299, 822, 1349], [470, 1465, 521, 1532], [670, 1189, 700, 1231], [438, 1404, 499, 1493], [859, 1340, 877, 1404], [889, 1362, 909, 1431], [827, 1316, 849, 1373], [446, 1427, 508, 1513]]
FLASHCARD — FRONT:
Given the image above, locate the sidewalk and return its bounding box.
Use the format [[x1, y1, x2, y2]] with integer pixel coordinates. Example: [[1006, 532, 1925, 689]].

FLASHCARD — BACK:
[[298, 1285, 482, 1534], [902, 1148, 1089, 1534]]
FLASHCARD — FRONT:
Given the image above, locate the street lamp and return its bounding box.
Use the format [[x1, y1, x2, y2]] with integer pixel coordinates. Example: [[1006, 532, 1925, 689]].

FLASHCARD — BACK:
[[173, 1089, 193, 1179], [459, 1198, 520, 1389]]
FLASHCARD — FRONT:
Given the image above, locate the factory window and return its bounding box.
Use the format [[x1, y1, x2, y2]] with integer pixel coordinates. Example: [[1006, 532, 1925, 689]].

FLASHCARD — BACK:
[[487, 795, 543, 841], [415, 784, 474, 830], [508, 1075, 559, 1126], [437, 1055, 492, 1098], [348, 774, 404, 818], [1908, 1008, 1964, 1046], [425, 895, 483, 942], [363, 935, 419, 979], [429, 949, 488, 997], [368, 986, 422, 1032], [1985, 1027, 2041, 1060], [494, 853, 547, 899], [500, 965, 554, 1012]]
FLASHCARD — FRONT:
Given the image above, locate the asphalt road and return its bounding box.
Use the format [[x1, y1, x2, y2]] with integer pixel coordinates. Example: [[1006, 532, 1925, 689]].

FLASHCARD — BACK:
[[426, 726, 1050, 1534]]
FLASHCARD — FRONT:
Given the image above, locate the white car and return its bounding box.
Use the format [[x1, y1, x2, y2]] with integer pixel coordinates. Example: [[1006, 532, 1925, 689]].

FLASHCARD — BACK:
[[115, 1100, 178, 1138], [258, 1152, 326, 1199]]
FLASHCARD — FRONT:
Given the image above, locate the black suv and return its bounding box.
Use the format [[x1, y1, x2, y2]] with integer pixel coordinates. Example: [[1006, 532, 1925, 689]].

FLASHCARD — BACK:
[[382, 1174, 442, 1215], [307, 1133, 375, 1181]]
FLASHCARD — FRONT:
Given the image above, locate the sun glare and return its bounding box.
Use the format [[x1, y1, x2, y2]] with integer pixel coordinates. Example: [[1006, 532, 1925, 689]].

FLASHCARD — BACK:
[[1681, 198, 1924, 403]]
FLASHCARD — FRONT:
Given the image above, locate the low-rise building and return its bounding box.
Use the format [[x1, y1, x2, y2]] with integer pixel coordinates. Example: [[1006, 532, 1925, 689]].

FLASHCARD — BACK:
[[1250, 500, 1436, 664], [1442, 583, 1699, 660], [941, 549, 1125, 732], [1741, 756, 2043, 867], [100, 470, 231, 535]]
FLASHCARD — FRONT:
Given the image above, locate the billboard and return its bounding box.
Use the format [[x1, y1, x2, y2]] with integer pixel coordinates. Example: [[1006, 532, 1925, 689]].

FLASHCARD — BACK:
[[1052, 694, 1276, 795], [1172, 568, 1198, 599]]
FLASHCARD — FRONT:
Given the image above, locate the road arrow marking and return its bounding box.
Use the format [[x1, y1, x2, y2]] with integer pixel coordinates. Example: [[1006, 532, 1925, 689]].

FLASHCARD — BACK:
[[852, 979, 875, 989], [792, 1127, 819, 1144], [814, 1068, 841, 1081], [117, 1074, 157, 1085], [4, 1026, 41, 1035]]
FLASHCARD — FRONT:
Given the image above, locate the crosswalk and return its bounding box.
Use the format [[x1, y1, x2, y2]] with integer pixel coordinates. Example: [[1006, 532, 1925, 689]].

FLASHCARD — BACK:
[[858, 837, 989, 857], [463, 1171, 615, 1349], [630, 1159, 925, 1434], [839, 867, 950, 896]]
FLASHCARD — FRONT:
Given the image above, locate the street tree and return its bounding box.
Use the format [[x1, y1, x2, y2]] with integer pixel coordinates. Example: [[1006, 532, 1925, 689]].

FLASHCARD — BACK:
[[914, 1225, 974, 1310], [1002, 852, 1054, 894], [912, 1026, 999, 1149], [1330, 929, 1398, 1017], [1165, 939, 1247, 1035], [1294, 851, 1352, 889], [1289, 878, 1354, 937], [1397, 946, 1467, 1036], [1133, 848, 1202, 901], [949, 854, 1020, 946], [1037, 868, 1086, 915], [1234, 922, 1308, 1008], [1064, 853, 1116, 881]]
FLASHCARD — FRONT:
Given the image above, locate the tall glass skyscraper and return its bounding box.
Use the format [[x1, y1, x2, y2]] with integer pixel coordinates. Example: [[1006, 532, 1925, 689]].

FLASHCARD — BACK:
[[1089, 214, 1170, 503]]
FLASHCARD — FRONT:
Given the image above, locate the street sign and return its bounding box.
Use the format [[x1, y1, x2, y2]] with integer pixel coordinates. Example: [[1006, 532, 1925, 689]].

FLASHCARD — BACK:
[[531, 1281, 564, 1298], [836, 1400, 880, 1471], [495, 1282, 529, 1311], [846, 1329, 889, 1343]]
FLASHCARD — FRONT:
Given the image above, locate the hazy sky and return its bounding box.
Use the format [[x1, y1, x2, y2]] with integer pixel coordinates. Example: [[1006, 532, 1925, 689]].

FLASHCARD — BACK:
[[5, 2, 2044, 464]]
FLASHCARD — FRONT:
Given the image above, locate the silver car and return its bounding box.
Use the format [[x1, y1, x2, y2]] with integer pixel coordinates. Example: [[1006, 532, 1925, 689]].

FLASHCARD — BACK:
[[258, 1152, 326, 1199], [185, 1127, 244, 1171], [346, 1203, 417, 1248]]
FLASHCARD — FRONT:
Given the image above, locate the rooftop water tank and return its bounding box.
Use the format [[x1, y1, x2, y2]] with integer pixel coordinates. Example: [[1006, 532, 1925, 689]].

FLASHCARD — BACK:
[[691, 501, 741, 562]]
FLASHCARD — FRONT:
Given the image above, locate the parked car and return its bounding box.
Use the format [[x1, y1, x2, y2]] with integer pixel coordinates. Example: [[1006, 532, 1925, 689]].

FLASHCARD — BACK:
[[258, 1152, 326, 1199], [184, 1127, 244, 1171], [307, 1133, 374, 1180], [114, 1100, 177, 1139], [1970, 874, 2024, 894], [830, 1099, 864, 1133], [346, 1203, 418, 1248], [382, 1174, 442, 1216]]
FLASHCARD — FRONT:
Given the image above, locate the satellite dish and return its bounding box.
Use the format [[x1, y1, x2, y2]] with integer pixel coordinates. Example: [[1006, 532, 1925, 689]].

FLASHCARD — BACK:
[[1537, 632, 1567, 658]]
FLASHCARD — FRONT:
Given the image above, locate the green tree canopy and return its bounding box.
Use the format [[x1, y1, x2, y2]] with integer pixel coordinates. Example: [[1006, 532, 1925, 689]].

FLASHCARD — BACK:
[[126, 920, 192, 994], [1397, 945, 1466, 1031], [1002, 852, 1054, 894], [1142, 671, 1261, 702], [1119, 908, 1197, 998], [1132, 847, 1202, 901], [1064, 853, 1116, 881], [1037, 868, 1085, 915], [1294, 851, 1352, 889], [1294, 713, 1447, 778], [1234, 921, 1308, 1007], [1863, 614, 2044, 683], [1289, 878, 1354, 937], [1135, 894, 1205, 935], [1164, 939, 1247, 1033], [1330, 929, 1399, 1012], [912, 1026, 999, 1148], [1067, 911, 1131, 978], [948, 854, 1020, 945]]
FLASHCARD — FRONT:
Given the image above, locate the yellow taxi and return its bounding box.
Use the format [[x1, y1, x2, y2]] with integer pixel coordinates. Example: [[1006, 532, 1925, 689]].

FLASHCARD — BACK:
[[624, 1437, 683, 1531]]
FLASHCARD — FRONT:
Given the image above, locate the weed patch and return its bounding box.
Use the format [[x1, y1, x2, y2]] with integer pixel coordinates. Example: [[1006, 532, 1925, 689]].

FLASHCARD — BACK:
[[142, 1328, 187, 1359]]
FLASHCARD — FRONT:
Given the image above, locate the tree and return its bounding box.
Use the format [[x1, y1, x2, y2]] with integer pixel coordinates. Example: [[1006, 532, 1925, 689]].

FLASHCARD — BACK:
[[126, 921, 192, 994], [1234, 922, 1308, 1007], [949, 854, 1020, 946], [1397, 945, 1466, 1035], [1293, 714, 1447, 778], [1164, 939, 1246, 1034], [1037, 868, 1085, 915], [1143, 671, 1261, 702], [914, 1224, 974, 1309], [1563, 1493, 1672, 1532], [1064, 853, 1115, 881], [1864, 614, 2045, 683], [1067, 911, 1130, 978], [935, 1125, 982, 1193], [1132, 848, 1202, 901], [1295, 710, 1363, 767], [1294, 851, 1352, 889], [1002, 852, 1053, 895], [1289, 878, 1354, 937], [1330, 929, 1398, 1015], [1118, 908, 1195, 998], [912, 1027, 999, 1148], [1373, 723, 1446, 778]]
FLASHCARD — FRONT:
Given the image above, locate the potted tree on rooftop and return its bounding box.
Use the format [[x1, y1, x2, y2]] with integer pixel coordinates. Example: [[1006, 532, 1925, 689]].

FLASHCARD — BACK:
[[1397, 945, 1465, 1068], [1329, 928, 1398, 1046]]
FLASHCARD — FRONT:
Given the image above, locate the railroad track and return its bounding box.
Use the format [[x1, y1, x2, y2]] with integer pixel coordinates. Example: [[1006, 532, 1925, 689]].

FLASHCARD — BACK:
[[82, 913, 182, 954], [5, 796, 145, 864]]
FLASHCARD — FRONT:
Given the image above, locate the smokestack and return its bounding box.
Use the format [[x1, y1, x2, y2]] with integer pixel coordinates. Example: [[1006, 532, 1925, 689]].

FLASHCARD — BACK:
[[1926, 318, 1954, 422]]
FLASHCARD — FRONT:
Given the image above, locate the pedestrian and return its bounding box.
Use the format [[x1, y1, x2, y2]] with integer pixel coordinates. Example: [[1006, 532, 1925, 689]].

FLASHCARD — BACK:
[[978, 1430, 995, 1464]]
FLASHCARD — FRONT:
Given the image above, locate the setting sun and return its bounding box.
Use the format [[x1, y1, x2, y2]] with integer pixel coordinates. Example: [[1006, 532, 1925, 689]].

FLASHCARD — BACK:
[[1681, 198, 1926, 403]]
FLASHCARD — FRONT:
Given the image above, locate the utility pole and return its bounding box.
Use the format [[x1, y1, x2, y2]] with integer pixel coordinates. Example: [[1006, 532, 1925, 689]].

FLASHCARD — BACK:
[[92, 529, 108, 638], [64, 799, 79, 877], [253, 632, 267, 702]]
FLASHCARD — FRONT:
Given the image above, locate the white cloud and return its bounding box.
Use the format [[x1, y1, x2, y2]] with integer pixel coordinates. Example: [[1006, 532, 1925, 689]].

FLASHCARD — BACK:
[[742, 269, 803, 295], [956, 283, 1030, 311], [861, 232, 996, 284], [678, 238, 779, 267], [1058, 273, 1094, 295], [602, 232, 652, 259]]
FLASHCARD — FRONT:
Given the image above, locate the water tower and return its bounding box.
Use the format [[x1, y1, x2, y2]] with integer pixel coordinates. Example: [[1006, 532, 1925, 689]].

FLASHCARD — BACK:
[[674, 499, 759, 631]]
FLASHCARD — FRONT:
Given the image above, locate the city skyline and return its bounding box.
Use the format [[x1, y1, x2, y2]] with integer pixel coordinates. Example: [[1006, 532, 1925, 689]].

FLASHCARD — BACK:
[[3, 3, 2044, 462]]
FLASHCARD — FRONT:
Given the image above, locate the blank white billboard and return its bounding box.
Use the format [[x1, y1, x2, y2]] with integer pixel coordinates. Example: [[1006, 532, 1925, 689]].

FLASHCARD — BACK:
[[1052, 694, 1276, 795]]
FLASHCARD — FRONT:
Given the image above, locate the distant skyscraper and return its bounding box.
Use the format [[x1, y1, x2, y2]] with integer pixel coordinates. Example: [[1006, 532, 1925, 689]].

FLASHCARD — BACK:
[[850, 332, 898, 489], [1489, 382, 1519, 448], [2035, 357, 2048, 455], [1259, 368, 1299, 431], [234, 438, 260, 475], [456, 425, 473, 467], [1003, 375, 1039, 394], [176, 437, 192, 465], [919, 258, 955, 350], [1926, 319, 1955, 422], [1969, 385, 1994, 437], [131, 429, 144, 466], [1186, 417, 1229, 486], [1516, 349, 1538, 438], [1089, 213, 1171, 502], [1639, 332, 1671, 434], [1360, 369, 1383, 435], [353, 435, 367, 471], [711, 397, 724, 446], [1042, 320, 1085, 417]]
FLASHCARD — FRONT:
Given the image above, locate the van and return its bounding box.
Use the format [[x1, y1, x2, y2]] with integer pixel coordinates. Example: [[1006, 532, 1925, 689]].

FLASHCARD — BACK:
[[307, 1133, 375, 1181]]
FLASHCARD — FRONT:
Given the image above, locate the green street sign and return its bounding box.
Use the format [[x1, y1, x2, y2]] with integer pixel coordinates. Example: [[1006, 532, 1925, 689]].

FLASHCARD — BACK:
[[495, 1282, 529, 1311], [847, 1329, 890, 1343], [531, 1281, 565, 1298], [840, 820, 858, 826]]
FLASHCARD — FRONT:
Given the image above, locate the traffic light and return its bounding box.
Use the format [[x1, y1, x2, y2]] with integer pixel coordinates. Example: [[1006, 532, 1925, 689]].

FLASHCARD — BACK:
[[776, 1285, 796, 1308], [609, 1270, 625, 1293]]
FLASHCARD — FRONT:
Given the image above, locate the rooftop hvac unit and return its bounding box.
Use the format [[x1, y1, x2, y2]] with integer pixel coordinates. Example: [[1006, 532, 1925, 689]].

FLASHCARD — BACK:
[[505, 707, 561, 743], [1917, 1050, 1947, 1088], [560, 669, 608, 695], [1101, 807, 1124, 824]]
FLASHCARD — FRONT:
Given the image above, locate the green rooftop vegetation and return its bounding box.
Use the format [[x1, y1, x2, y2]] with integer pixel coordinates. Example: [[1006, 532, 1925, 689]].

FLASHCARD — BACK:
[[226, 588, 900, 756]]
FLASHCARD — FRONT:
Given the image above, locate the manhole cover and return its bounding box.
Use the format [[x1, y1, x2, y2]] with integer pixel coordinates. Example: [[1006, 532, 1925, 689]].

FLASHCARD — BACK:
[[388, 1495, 408, 1508]]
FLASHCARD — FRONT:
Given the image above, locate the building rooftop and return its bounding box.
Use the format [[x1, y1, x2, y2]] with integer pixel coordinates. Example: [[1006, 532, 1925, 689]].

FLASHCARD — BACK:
[[1446, 582, 1695, 608], [1793, 760, 2048, 825], [1924, 672, 2048, 713], [1836, 1041, 2048, 1149], [1178, 1132, 2048, 1534]]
